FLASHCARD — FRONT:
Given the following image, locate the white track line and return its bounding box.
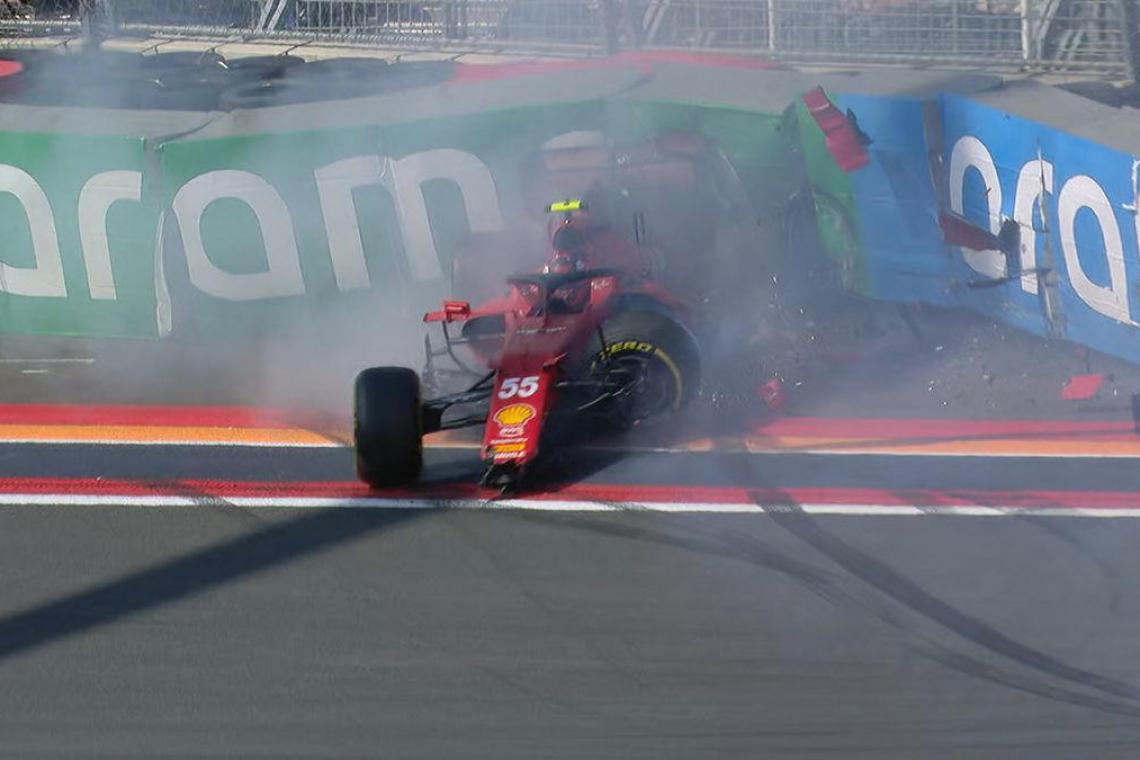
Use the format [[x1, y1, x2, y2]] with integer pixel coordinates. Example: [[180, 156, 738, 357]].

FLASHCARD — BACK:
[[0, 493, 1131, 517], [0, 438, 1136, 460], [0, 438, 345, 448], [575, 444, 1140, 459]]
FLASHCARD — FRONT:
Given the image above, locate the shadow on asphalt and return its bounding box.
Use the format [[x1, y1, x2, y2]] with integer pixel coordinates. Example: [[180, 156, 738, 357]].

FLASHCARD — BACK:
[[0, 506, 424, 661], [0, 444, 628, 660]]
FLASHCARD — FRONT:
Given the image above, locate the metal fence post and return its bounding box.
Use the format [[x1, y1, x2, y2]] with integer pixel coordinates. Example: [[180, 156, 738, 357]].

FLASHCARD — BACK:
[[602, 0, 622, 54], [442, 0, 459, 39], [951, 0, 959, 56], [81, 0, 119, 45], [1020, 0, 1032, 64], [1119, 0, 1140, 80], [768, 0, 778, 51], [621, 0, 644, 48]]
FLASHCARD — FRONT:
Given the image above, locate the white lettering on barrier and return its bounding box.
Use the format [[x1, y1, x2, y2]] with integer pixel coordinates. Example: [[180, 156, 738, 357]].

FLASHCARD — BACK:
[[1132, 159, 1140, 315], [77, 170, 143, 301], [949, 135, 1005, 280], [165, 150, 506, 299], [1057, 174, 1131, 324], [0, 164, 67, 298], [948, 136, 1136, 327], [1012, 158, 1054, 296], [172, 169, 305, 301], [0, 149, 503, 304], [380, 149, 504, 281], [315, 151, 505, 289], [314, 155, 382, 292]]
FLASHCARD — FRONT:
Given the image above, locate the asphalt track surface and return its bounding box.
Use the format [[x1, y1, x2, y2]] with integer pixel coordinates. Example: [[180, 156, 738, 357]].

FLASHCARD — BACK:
[[5, 61, 1140, 757], [3, 432, 1140, 758], [2, 319, 1140, 757]]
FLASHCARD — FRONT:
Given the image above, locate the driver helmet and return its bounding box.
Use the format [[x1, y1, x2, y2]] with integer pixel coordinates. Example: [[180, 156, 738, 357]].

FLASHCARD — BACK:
[[545, 224, 592, 312], [546, 224, 588, 274]]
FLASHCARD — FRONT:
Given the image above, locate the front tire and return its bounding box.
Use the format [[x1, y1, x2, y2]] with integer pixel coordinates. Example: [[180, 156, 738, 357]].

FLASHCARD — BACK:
[[354, 367, 423, 487]]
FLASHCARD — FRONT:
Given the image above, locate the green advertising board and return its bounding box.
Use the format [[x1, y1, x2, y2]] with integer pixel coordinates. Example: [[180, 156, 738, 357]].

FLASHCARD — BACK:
[[0, 130, 157, 337], [0, 82, 814, 341], [793, 99, 870, 297], [157, 101, 614, 338], [155, 98, 798, 340]]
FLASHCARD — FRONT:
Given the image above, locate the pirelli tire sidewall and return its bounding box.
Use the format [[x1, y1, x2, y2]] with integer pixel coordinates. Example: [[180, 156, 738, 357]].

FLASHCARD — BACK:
[[587, 309, 701, 422]]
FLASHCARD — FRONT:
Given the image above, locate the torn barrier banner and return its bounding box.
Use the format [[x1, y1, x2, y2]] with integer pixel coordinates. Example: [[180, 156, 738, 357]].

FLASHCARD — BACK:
[[939, 94, 1140, 363], [0, 131, 156, 337], [834, 93, 1140, 365], [793, 96, 869, 297]]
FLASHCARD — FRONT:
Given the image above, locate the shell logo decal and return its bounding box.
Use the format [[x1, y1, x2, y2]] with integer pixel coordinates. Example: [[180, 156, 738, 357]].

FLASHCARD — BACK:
[[494, 403, 536, 427]]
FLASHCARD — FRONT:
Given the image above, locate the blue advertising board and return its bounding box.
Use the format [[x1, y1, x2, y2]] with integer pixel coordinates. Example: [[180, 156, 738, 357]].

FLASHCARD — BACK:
[[840, 92, 1140, 363]]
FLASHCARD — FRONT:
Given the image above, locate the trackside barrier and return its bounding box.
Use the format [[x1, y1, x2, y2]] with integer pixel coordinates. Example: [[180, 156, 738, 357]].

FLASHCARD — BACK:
[[0, 128, 156, 337], [811, 90, 1140, 364], [0, 57, 1138, 369], [0, 60, 802, 338]]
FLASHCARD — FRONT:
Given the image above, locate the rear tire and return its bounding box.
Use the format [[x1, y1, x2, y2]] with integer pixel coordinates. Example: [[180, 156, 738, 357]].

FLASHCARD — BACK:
[[354, 367, 423, 487], [582, 309, 701, 427]]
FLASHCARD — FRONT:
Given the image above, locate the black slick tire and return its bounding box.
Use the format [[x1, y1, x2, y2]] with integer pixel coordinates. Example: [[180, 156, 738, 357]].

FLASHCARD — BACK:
[[354, 367, 423, 487], [584, 309, 701, 426]]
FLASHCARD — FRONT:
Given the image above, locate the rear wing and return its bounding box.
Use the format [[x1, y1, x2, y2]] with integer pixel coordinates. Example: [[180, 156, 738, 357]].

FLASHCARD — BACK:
[[424, 300, 472, 323]]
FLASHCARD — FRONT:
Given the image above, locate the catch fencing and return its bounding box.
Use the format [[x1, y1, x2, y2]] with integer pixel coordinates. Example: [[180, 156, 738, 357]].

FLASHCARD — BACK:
[[2, 0, 1137, 76]]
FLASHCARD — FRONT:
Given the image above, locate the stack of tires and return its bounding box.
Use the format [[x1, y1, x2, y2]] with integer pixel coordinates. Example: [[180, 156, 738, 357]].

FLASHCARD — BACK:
[[0, 48, 457, 111]]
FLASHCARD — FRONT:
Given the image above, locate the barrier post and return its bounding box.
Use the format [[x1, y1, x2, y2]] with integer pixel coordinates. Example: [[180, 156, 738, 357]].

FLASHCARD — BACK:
[[621, 0, 643, 48], [768, 0, 778, 52], [602, 0, 620, 54], [1020, 0, 1032, 64], [442, 0, 460, 39], [81, 0, 119, 45], [1119, 0, 1140, 80]]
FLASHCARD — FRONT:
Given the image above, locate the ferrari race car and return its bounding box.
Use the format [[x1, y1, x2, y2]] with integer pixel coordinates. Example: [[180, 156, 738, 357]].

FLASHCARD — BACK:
[[353, 199, 701, 490]]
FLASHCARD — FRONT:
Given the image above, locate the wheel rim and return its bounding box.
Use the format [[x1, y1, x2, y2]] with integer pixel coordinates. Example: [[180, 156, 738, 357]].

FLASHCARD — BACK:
[[601, 353, 678, 423]]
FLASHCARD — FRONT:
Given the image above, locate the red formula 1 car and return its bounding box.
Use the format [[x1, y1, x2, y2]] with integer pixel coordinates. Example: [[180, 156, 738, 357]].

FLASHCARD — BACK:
[[353, 200, 701, 490]]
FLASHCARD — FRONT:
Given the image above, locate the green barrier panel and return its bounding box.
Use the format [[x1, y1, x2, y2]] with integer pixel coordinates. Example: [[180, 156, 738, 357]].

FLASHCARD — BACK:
[[157, 98, 798, 339], [159, 122, 390, 338], [0, 66, 1013, 342], [617, 100, 799, 211], [158, 101, 616, 339], [0, 130, 157, 337], [0, 84, 815, 341], [793, 99, 870, 297]]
